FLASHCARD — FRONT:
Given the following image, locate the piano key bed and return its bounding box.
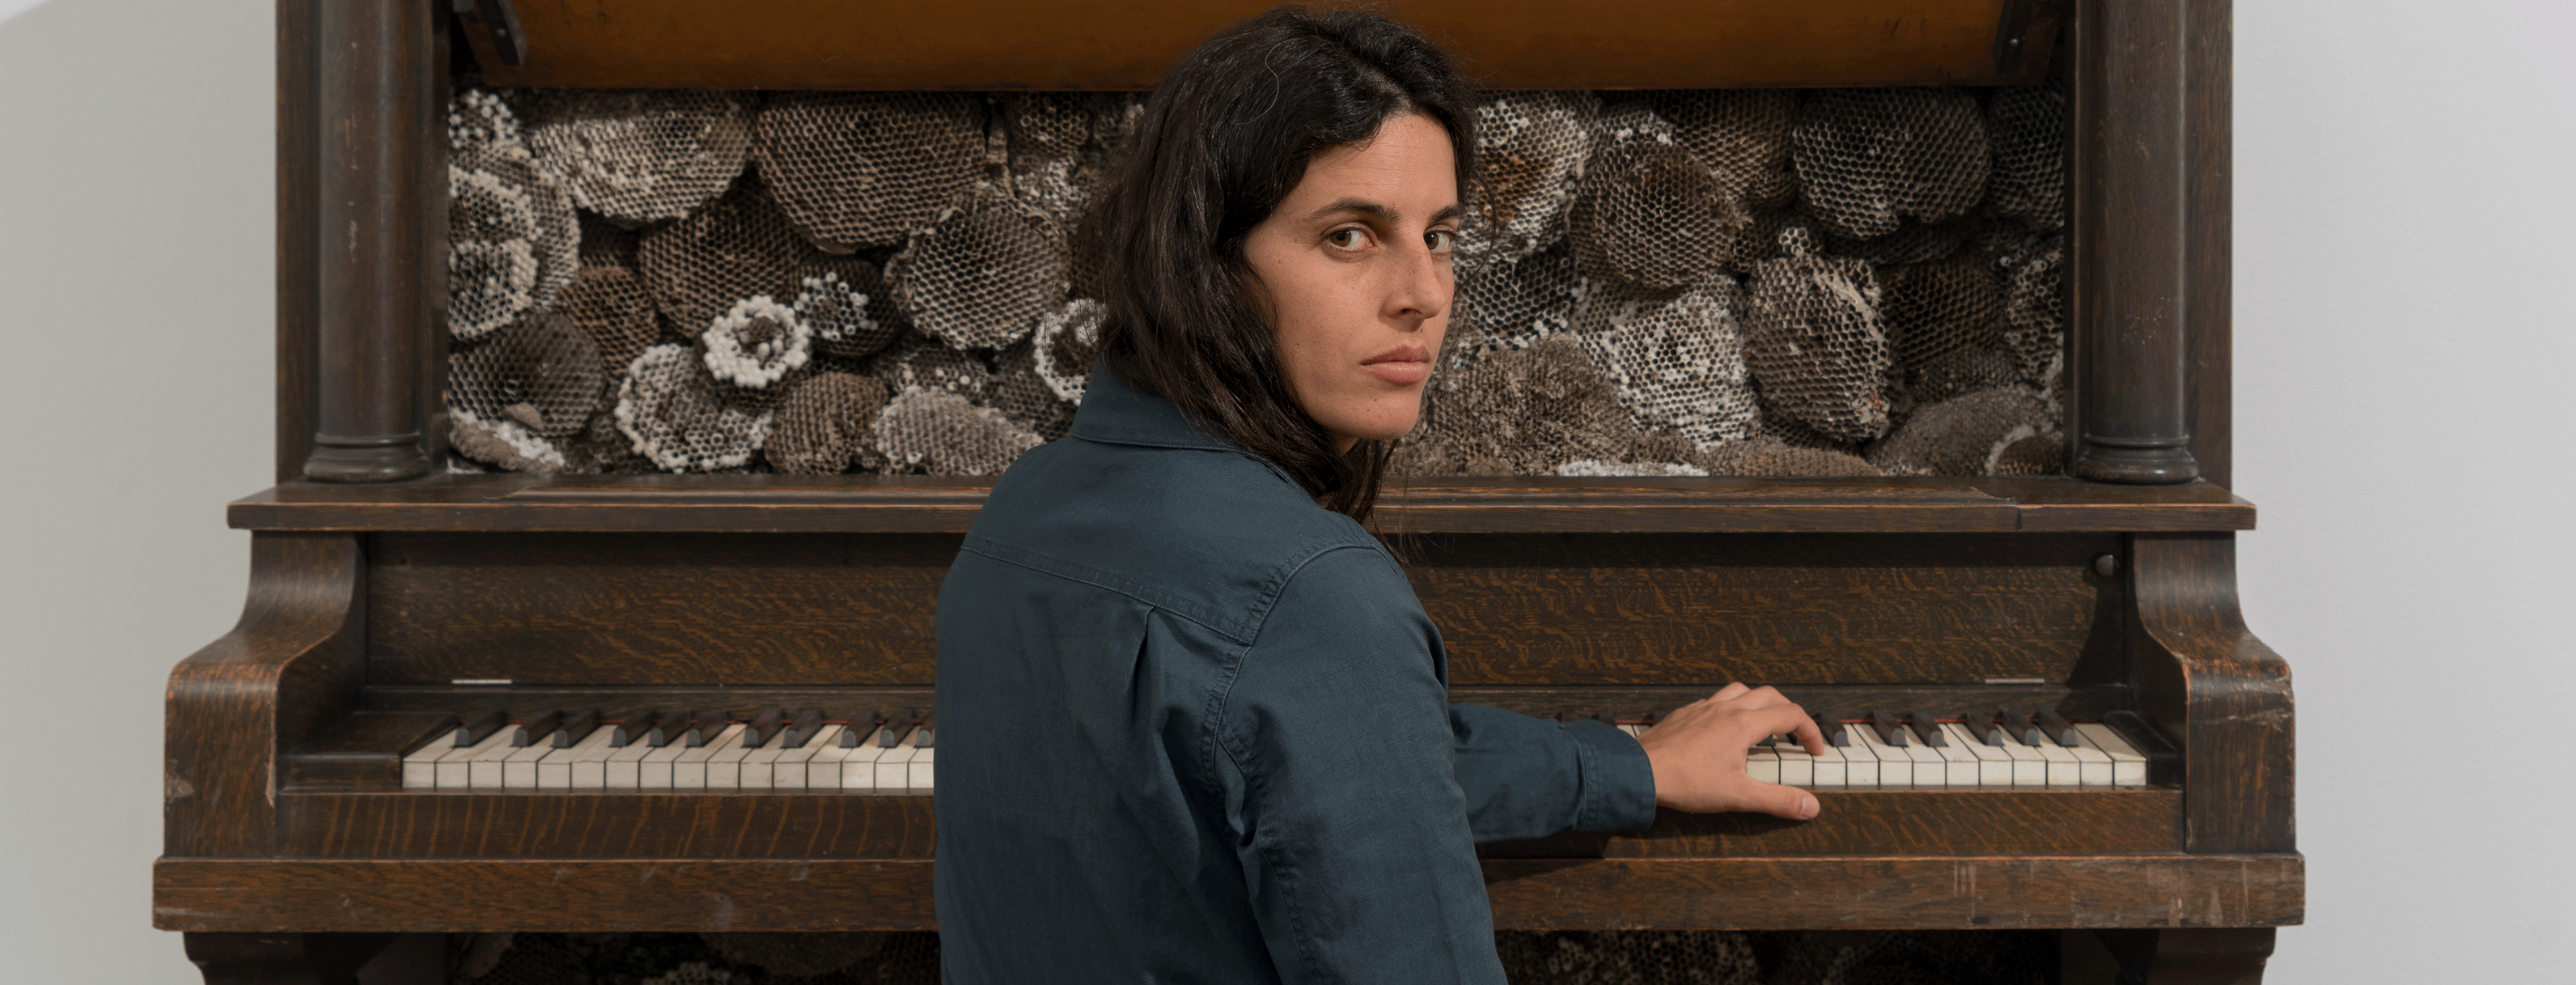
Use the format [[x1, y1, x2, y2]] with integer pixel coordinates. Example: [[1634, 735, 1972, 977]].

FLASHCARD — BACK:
[[377, 705, 2154, 793]]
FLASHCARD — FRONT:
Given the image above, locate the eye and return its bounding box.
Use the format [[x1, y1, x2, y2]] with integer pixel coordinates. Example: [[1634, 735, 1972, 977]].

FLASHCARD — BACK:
[[1426, 228, 1458, 253], [1326, 227, 1371, 251]]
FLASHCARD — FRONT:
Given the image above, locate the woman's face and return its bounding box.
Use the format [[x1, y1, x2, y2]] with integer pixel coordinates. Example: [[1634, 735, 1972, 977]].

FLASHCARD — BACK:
[[1242, 112, 1460, 452]]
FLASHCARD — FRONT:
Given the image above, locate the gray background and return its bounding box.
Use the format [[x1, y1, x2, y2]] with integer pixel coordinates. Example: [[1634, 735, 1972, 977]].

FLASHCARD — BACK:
[[2, 0, 2567, 979]]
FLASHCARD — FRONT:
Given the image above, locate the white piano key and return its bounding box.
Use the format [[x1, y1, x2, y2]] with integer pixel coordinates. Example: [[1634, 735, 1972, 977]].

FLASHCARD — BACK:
[[1773, 741, 1815, 787], [739, 736, 793, 789], [1621, 724, 1646, 739], [1835, 731, 1880, 788], [1927, 728, 1979, 786], [537, 726, 616, 789], [1852, 725, 1910, 786], [706, 730, 760, 788], [638, 738, 688, 789], [464, 730, 525, 789], [804, 732, 858, 790], [604, 735, 655, 788], [2032, 732, 2082, 786], [431, 728, 508, 790], [570, 725, 621, 788], [1943, 724, 2013, 787], [502, 740, 553, 789], [673, 724, 746, 789], [1992, 729, 2049, 787], [1744, 743, 1781, 784], [1808, 741, 1848, 788], [839, 732, 889, 790], [401, 732, 453, 790], [2060, 731, 2112, 786], [875, 730, 923, 790], [909, 747, 935, 790], [2074, 724, 2147, 787], [770, 724, 839, 790]]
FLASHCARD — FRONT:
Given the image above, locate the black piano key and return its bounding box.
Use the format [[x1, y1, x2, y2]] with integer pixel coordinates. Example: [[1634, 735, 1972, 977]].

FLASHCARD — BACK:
[[2000, 709, 2044, 747], [511, 710, 564, 748], [1816, 714, 1853, 748], [743, 708, 787, 748], [878, 709, 913, 749], [781, 709, 824, 749], [1960, 710, 2004, 746], [841, 711, 888, 748], [2037, 707, 2079, 747], [1907, 709, 1948, 748], [914, 715, 935, 749], [1869, 709, 1909, 747], [684, 708, 730, 748], [611, 710, 663, 748], [455, 709, 506, 747], [551, 709, 602, 749], [1591, 711, 1618, 727]]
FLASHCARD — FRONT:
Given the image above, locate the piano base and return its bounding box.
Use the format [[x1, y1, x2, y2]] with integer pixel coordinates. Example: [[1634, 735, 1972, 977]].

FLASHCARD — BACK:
[[2069, 927, 2277, 985], [155, 854, 2301, 934], [181, 932, 392, 985]]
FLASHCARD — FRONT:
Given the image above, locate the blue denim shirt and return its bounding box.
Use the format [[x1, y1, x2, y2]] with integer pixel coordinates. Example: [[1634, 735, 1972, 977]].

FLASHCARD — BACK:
[[932, 367, 1659, 984]]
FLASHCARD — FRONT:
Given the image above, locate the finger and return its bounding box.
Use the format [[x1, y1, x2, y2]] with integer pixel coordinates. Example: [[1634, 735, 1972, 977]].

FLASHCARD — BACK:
[[1711, 682, 1752, 701], [1733, 775, 1821, 821], [1754, 705, 1822, 754]]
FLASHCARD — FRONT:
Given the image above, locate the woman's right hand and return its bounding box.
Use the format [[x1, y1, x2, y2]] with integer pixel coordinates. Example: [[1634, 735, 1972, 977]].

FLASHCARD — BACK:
[[1635, 682, 1824, 820]]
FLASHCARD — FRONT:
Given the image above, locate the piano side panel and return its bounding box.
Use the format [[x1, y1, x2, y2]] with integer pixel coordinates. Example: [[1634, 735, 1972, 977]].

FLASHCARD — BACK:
[[2132, 533, 2294, 855], [366, 533, 953, 686], [1413, 533, 2126, 686], [165, 533, 366, 856]]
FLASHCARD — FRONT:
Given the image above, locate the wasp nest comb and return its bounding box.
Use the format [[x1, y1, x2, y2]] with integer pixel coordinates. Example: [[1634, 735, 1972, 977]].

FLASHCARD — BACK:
[[447, 90, 578, 342], [1792, 88, 1990, 240], [767, 372, 892, 475], [1030, 299, 1104, 405], [1741, 228, 1893, 442], [522, 90, 754, 227], [885, 182, 1067, 350], [1463, 91, 1599, 264], [448, 311, 604, 439], [1572, 277, 1759, 448], [871, 386, 1045, 477], [752, 92, 987, 253], [1868, 387, 2059, 477], [613, 344, 774, 473]]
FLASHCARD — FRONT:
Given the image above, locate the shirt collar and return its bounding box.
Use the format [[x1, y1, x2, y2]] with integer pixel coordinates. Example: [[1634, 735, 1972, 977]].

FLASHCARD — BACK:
[[1068, 361, 1241, 453]]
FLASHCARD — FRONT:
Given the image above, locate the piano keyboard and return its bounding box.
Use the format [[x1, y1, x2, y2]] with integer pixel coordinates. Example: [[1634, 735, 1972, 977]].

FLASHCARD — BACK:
[[393, 706, 2152, 792], [399, 708, 937, 791], [1608, 707, 2152, 788]]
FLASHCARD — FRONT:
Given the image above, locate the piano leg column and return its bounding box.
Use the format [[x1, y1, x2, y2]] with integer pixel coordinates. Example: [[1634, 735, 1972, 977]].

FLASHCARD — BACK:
[[2065, 928, 2277, 985], [182, 932, 394, 985]]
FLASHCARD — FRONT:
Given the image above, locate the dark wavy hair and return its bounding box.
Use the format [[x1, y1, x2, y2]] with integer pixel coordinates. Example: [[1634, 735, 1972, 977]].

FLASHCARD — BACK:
[[1087, 5, 1476, 524]]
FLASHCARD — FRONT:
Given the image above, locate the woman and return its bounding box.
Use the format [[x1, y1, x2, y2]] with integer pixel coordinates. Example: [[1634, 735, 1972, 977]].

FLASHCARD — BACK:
[[933, 8, 1823, 982]]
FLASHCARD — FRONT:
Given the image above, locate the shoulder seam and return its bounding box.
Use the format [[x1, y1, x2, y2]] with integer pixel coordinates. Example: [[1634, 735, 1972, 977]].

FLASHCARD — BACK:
[[959, 535, 1260, 643]]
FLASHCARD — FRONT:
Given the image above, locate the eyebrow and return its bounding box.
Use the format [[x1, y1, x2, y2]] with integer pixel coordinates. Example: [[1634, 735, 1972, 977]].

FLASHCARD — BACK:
[[1306, 197, 1467, 225]]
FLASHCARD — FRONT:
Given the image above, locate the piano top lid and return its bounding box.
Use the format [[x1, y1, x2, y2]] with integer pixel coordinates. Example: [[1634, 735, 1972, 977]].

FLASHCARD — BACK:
[[228, 474, 2252, 534], [458, 0, 2065, 91]]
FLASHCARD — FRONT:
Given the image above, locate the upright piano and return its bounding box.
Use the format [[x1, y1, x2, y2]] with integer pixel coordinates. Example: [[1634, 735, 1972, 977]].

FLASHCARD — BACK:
[[156, 2, 2298, 982]]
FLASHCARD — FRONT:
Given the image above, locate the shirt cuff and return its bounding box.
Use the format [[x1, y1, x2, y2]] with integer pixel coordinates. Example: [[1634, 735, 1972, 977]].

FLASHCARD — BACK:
[[1561, 718, 1659, 831]]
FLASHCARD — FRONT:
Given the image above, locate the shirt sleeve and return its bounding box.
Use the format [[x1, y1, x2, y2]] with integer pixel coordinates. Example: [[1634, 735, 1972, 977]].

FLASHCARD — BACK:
[[1215, 546, 1507, 985], [1449, 704, 1659, 842]]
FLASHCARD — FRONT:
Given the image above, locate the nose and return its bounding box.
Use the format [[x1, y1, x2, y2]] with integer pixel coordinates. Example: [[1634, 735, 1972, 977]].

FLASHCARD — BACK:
[[1383, 231, 1451, 328]]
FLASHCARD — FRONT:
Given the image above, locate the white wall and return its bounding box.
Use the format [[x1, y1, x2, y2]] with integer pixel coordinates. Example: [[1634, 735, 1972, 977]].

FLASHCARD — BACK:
[[0, 0, 2565, 980]]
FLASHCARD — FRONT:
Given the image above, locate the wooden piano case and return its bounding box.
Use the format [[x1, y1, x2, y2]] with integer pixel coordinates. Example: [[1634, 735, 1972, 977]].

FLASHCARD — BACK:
[[158, 2, 2296, 982]]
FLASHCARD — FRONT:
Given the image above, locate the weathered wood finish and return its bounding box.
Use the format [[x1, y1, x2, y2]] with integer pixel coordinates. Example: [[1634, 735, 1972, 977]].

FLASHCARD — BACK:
[[227, 475, 2256, 534], [163, 533, 366, 857], [2187, 0, 2235, 487], [2132, 534, 2294, 853], [366, 533, 954, 686], [468, 0, 2059, 91], [274, 0, 317, 484], [304, 0, 432, 482], [2070, 0, 2199, 484], [264, 788, 2171, 861], [1414, 533, 2123, 686], [154, 855, 2301, 933]]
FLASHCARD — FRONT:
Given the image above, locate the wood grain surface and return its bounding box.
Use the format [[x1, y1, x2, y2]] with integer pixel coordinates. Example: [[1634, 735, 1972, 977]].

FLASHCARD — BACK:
[[467, 0, 2059, 91], [226, 476, 2257, 534], [154, 854, 2301, 933]]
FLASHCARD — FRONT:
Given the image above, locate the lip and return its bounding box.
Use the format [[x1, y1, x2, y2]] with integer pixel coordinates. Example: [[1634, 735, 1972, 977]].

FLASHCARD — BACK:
[[1359, 344, 1431, 385]]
